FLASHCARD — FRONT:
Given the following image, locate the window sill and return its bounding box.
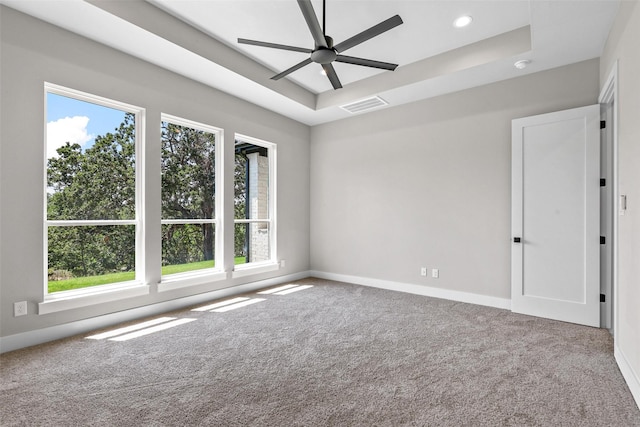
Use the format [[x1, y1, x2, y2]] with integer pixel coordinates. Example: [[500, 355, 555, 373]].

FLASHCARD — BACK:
[[158, 269, 227, 292], [39, 281, 149, 315], [232, 261, 280, 278]]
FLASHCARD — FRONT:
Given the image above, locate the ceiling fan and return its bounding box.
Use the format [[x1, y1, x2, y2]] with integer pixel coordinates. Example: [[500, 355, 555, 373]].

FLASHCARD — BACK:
[[238, 0, 403, 90]]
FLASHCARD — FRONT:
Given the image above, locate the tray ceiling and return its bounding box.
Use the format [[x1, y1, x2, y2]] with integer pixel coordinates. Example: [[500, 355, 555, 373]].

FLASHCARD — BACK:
[[0, 0, 621, 125]]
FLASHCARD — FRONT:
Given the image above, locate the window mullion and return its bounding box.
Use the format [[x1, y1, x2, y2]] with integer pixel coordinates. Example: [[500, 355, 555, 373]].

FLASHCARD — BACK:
[[161, 219, 216, 225], [47, 220, 138, 227]]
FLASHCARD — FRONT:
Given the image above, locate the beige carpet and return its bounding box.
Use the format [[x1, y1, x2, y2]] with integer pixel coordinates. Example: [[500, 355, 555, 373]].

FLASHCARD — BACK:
[[1, 278, 639, 426]]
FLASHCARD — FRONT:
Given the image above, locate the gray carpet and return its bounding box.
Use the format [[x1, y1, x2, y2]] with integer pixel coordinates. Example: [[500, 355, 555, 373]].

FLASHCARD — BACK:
[[1, 278, 639, 426]]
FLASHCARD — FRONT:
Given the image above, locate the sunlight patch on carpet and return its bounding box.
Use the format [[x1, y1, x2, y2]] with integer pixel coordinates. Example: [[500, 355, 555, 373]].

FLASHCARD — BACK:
[[212, 298, 266, 312], [85, 317, 177, 340], [273, 285, 313, 295], [109, 318, 197, 341], [257, 284, 299, 294], [191, 297, 250, 312]]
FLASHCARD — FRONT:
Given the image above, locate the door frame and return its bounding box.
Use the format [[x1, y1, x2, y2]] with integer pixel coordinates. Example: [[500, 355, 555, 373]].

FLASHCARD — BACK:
[[598, 61, 618, 335]]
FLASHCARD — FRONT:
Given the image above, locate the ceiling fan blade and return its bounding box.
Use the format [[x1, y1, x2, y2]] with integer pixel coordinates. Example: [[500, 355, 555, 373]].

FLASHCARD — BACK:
[[297, 0, 327, 48], [271, 58, 313, 80], [335, 55, 398, 71], [334, 15, 403, 53], [238, 38, 312, 53], [322, 63, 342, 90]]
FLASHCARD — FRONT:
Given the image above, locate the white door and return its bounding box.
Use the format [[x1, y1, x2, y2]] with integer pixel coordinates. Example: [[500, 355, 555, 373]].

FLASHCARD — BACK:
[[511, 104, 600, 327]]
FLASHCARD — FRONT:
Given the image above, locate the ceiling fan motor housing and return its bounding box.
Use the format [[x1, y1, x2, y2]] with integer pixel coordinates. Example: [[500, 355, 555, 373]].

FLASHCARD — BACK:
[[311, 48, 337, 64], [311, 36, 336, 64]]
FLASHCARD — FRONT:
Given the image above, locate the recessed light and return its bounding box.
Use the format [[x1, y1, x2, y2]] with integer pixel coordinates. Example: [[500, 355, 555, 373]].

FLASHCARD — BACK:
[[514, 59, 531, 69], [453, 15, 473, 28]]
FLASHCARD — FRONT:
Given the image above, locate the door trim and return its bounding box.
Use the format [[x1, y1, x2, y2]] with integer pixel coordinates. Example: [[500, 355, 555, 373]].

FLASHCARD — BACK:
[[598, 60, 618, 335]]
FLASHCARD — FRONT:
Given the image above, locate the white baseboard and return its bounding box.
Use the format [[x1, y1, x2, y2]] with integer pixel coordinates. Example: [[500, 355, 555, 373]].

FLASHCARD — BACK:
[[615, 344, 640, 409], [309, 270, 511, 310], [0, 271, 311, 354]]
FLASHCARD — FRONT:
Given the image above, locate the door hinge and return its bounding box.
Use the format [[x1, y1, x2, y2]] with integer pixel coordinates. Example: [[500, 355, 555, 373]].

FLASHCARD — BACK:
[[600, 293, 606, 303], [600, 236, 606, 245], [600, 120, 606, 129], [600, 178, 606, 187]]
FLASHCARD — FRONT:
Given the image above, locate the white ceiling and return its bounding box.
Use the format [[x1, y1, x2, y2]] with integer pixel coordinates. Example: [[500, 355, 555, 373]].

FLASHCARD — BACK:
[[1, 0, 621, 125]]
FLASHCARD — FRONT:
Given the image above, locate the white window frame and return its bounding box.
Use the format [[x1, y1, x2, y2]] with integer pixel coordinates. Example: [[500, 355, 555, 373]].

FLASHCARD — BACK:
[[41, 83, 147, 313], [158, 114, 225, 290], [232, 133, 278, 277]]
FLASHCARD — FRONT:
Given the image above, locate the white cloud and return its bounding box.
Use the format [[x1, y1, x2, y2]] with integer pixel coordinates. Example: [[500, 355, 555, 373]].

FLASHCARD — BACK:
[[47, 116, 94, 158]]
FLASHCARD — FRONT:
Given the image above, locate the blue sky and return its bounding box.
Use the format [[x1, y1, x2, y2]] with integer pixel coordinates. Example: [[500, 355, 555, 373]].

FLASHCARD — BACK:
[[46, 93, 127, 158]]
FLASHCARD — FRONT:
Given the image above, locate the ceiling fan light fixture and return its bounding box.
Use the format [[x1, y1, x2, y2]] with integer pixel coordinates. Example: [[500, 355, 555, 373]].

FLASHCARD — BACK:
[[453, 15, 473, 28]]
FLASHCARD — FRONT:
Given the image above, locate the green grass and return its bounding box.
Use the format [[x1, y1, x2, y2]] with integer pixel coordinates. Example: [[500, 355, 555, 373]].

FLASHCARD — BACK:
[[160, 259, 215, 276], [48, 271, 136, 293], [48, 257, 247, 293]]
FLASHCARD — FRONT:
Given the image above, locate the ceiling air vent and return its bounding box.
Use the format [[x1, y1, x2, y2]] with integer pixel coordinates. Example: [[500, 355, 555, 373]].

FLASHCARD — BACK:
[[340, 96, 389, 114]]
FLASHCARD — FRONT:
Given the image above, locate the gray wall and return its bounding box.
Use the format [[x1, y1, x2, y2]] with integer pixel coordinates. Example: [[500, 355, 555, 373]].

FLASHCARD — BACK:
[[0, 7, 310, 338], [310, 59, 600, 300], [600, 0, 640, 401]]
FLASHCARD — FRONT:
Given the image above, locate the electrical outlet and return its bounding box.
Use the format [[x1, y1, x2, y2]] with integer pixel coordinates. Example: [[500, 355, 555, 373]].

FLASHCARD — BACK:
[[420, 267, 427, 277], [280, 259, 286, 268], [14, 301, 27, 317], [432, 268, 439, 278]]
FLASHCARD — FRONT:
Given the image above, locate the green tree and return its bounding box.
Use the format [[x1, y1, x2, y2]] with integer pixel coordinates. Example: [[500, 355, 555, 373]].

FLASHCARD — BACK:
[[161, 122, 216, 266], [234, 151, 248, 259], [47, 113, 136, 278], [48, 114, 240, 282]]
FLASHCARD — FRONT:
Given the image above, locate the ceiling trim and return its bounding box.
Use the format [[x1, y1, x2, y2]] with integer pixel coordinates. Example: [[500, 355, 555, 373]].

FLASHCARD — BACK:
[[317, 25, 531, 110], [87, 0, 316, 109]]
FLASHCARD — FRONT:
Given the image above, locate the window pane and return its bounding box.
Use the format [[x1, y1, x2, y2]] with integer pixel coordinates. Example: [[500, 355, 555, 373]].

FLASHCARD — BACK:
[[46, 93, 135, 221], [234, 222, 270, 265], [234, 138, 272, 267], [48, 225, 135, 293], [162, 224, 215, 274], [234, 141, 269, 220], [161, 121, 216, 220], [161, 119, 218, 278]]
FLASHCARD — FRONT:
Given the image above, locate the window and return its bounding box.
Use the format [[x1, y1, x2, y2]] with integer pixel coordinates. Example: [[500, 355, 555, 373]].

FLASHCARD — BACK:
[[234, 135, 276, 269], [45, 84, 143, 295], [161, 115, 221, 278], [44, 85, 276, 304]]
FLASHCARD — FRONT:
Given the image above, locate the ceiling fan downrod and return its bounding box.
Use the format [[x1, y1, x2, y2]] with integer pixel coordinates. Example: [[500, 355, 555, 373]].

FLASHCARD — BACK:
[[322, 0, 326, 36]]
